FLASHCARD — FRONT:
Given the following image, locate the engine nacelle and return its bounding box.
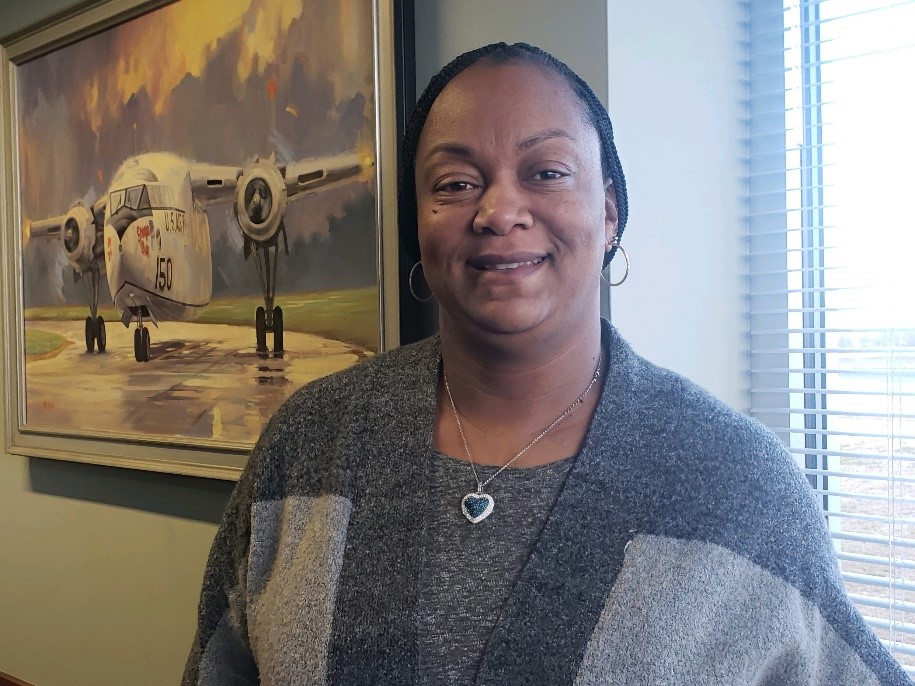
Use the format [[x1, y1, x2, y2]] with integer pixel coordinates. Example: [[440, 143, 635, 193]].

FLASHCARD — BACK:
[[235, 160, 287, 243], [62, 202, 98, 273]]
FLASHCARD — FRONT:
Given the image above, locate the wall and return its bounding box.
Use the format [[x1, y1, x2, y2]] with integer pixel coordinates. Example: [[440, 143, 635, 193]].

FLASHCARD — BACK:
[[605, 3, 747, 409], [414, 0, 609, 105], [0, 0, 82, 34], [0, 1, 746, 685], [0, 461, 232, 685]]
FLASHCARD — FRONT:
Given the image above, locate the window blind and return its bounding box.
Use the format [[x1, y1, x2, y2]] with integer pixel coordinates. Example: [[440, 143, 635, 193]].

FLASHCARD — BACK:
[[747, 0, 915, 672]]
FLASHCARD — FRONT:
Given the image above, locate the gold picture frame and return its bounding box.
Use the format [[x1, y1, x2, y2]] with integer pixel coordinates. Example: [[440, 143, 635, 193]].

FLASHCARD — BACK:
[[1, 0, 404, 479]]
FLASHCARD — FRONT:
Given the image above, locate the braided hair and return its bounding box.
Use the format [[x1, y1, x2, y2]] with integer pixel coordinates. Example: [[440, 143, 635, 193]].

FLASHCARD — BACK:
[[398, 42, 629, 269]]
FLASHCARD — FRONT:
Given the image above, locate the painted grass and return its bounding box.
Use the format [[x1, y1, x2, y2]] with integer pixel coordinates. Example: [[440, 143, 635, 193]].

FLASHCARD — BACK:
[[23, 287, 379, 350], [25, 306, 120, 322], [197, 288, 379, 350], [25, 329, 67, 357]]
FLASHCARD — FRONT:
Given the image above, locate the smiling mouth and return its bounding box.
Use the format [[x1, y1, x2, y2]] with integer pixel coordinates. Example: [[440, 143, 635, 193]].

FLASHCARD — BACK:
[[475, 256, 546, 271]]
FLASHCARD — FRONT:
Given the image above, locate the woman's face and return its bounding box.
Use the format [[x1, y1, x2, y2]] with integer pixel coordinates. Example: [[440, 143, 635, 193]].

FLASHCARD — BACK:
[[415, 61, 617, 341]]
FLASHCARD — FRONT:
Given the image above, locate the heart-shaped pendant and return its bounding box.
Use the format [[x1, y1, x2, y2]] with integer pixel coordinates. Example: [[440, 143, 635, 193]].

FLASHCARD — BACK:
[[461, 492, 494, 523]]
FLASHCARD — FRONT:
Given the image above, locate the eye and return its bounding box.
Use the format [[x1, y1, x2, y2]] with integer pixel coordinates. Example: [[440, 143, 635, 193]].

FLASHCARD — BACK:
[[431, 174, 480, 195], [435, 180, 475, 193], [529, 167, 570, 183]]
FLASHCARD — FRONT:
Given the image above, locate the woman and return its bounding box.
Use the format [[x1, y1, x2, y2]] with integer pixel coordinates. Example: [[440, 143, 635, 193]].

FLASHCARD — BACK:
[[184, 43, 911, 685]]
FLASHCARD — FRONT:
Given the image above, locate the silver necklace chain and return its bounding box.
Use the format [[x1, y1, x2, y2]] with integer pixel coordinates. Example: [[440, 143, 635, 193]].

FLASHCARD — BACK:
[[443, 350, 602, 492]]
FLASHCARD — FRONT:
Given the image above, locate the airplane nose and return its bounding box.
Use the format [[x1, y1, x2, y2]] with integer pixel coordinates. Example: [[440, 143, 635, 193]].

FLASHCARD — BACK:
[[103, 225, 122, 290], [110, 211, 132, 240]]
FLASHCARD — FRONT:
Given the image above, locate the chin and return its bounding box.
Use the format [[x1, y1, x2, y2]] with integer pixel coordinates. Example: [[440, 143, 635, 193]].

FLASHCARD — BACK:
[[466, 303, 552, 337]]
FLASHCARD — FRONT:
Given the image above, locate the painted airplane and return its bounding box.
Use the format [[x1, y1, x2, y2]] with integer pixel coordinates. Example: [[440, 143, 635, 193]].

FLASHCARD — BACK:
[[25, 150, 364, 362]]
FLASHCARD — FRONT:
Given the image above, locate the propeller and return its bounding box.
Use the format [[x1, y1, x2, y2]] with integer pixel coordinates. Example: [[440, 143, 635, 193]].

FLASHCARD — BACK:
[[63, 217, 80, 254], [244, 178, 273, 225], [234, 159, 286, 243]]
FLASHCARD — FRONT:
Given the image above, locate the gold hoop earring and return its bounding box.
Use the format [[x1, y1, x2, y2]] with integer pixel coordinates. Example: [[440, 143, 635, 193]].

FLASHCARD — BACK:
[[601, 239, 629, 287], [409, 261, 433, 302]]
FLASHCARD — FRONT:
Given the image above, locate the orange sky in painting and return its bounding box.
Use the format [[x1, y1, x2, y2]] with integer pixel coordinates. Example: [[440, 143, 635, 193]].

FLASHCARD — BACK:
[[82, 0, 304, 132], [18, 0, 374, 232]]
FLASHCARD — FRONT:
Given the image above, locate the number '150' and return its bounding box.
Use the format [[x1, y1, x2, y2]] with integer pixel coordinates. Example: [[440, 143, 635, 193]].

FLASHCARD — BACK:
[[156, 256, 173, 291]]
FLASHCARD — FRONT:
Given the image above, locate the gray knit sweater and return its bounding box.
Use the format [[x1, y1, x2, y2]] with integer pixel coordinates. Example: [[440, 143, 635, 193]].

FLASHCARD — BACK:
[[183, 320, 912, 685]]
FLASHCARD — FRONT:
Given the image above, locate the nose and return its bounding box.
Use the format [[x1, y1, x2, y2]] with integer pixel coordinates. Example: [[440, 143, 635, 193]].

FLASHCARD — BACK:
[[472, 177, 533, 235]]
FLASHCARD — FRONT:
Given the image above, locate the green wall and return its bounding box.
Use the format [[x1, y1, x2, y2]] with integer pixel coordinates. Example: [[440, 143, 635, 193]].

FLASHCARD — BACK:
[[0, 459, 232, 684]]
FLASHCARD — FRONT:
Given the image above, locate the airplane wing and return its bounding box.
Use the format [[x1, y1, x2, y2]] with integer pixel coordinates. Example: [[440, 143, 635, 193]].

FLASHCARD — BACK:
[[25, 194, 107, 244], [282, 152, 363, 201], [188, 163, 243, 204], [26, 214, 67, 238], [24, 201, 106, 279], [188, 151, 366, 206]]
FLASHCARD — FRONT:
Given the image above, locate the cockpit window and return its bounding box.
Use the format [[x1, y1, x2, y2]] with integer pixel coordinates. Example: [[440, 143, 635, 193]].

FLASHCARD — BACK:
[[146, 184, 171, 207], [110, 184, 151, 214], [108, 184, 154, 238], [109, 189, 125, 213], [127, 186, 144, 210]]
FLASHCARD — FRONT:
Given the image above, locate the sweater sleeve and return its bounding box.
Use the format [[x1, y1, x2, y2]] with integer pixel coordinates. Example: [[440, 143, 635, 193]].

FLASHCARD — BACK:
[[182, 462, 259, 686]]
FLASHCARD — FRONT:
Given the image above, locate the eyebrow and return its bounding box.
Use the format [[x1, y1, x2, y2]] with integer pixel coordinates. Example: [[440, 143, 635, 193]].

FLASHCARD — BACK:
[[422, 143, 474, 161], [518, 128, 576, 151], [421, 129, 577, 162]]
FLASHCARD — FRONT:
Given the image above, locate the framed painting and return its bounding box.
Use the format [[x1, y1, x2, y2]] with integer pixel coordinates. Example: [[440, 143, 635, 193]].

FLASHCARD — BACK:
[[1, 0, 407, 478]]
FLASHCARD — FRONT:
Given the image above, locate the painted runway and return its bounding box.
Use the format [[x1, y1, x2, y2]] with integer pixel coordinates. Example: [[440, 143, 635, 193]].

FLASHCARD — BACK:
[[22, 319, 372, 445]]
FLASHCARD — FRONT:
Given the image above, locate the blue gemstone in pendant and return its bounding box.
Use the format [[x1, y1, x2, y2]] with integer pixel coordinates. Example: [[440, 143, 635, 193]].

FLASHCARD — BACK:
[[461, 492, 494, 523]]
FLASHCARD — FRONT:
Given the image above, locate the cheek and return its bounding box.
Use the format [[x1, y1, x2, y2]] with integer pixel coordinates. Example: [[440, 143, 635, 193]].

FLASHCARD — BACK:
[[418, 205, 469, 262], [416, 197, 440, 257], [418, 218, 457, 276], [550, 196, 609, 251]]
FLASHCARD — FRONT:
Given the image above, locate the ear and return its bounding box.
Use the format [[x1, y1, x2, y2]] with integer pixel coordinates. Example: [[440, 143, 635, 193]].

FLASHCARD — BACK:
[[604, 179, 619, 248]]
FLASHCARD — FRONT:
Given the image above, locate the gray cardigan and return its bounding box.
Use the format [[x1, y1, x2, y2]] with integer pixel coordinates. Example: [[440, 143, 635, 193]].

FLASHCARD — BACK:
[[184, 320, 911, 685]]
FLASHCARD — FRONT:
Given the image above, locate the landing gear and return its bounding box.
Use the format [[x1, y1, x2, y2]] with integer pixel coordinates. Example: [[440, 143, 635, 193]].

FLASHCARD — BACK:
[[131, 309, 152, 362], [133, 326, 151, 363], [125, 307, 156, 363], [273, 306, 284, 353], [85, 316, 95, 353], [254, 305, 284, 354], [246, 231, 287, 354], [96, 316, 107, 353], [84, 315, 107, 353], [80, 261, 107, 354], [255, 306, 267, 352]]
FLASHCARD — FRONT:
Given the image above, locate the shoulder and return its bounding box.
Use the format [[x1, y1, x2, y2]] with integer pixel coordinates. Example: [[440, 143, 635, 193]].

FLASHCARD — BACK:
[[600, 322, 836, 584], [596, 326, 909, 683], [603, 321, 787, 471], [265, 334, 438, 435], [288, 334, 440, 406], [242, 335, 440, 499]]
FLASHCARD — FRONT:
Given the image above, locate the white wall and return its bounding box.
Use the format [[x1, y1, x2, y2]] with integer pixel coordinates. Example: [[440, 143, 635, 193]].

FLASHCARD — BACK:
[[606, 3, 747, 410], [414, 1, 747, 410]]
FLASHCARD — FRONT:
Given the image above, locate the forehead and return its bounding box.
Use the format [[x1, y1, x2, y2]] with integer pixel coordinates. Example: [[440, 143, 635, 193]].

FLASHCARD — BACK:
[[419, 61, 593, 149]]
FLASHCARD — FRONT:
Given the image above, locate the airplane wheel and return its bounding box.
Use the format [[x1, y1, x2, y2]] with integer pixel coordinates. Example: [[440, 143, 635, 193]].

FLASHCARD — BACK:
[[255, 306, 267, 352], [96, 317, 107, 353], [273, 306, 284, 353], [85, 316, 95, 353], [141, 327, 151, 363], [134, 328, 143, 362]]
